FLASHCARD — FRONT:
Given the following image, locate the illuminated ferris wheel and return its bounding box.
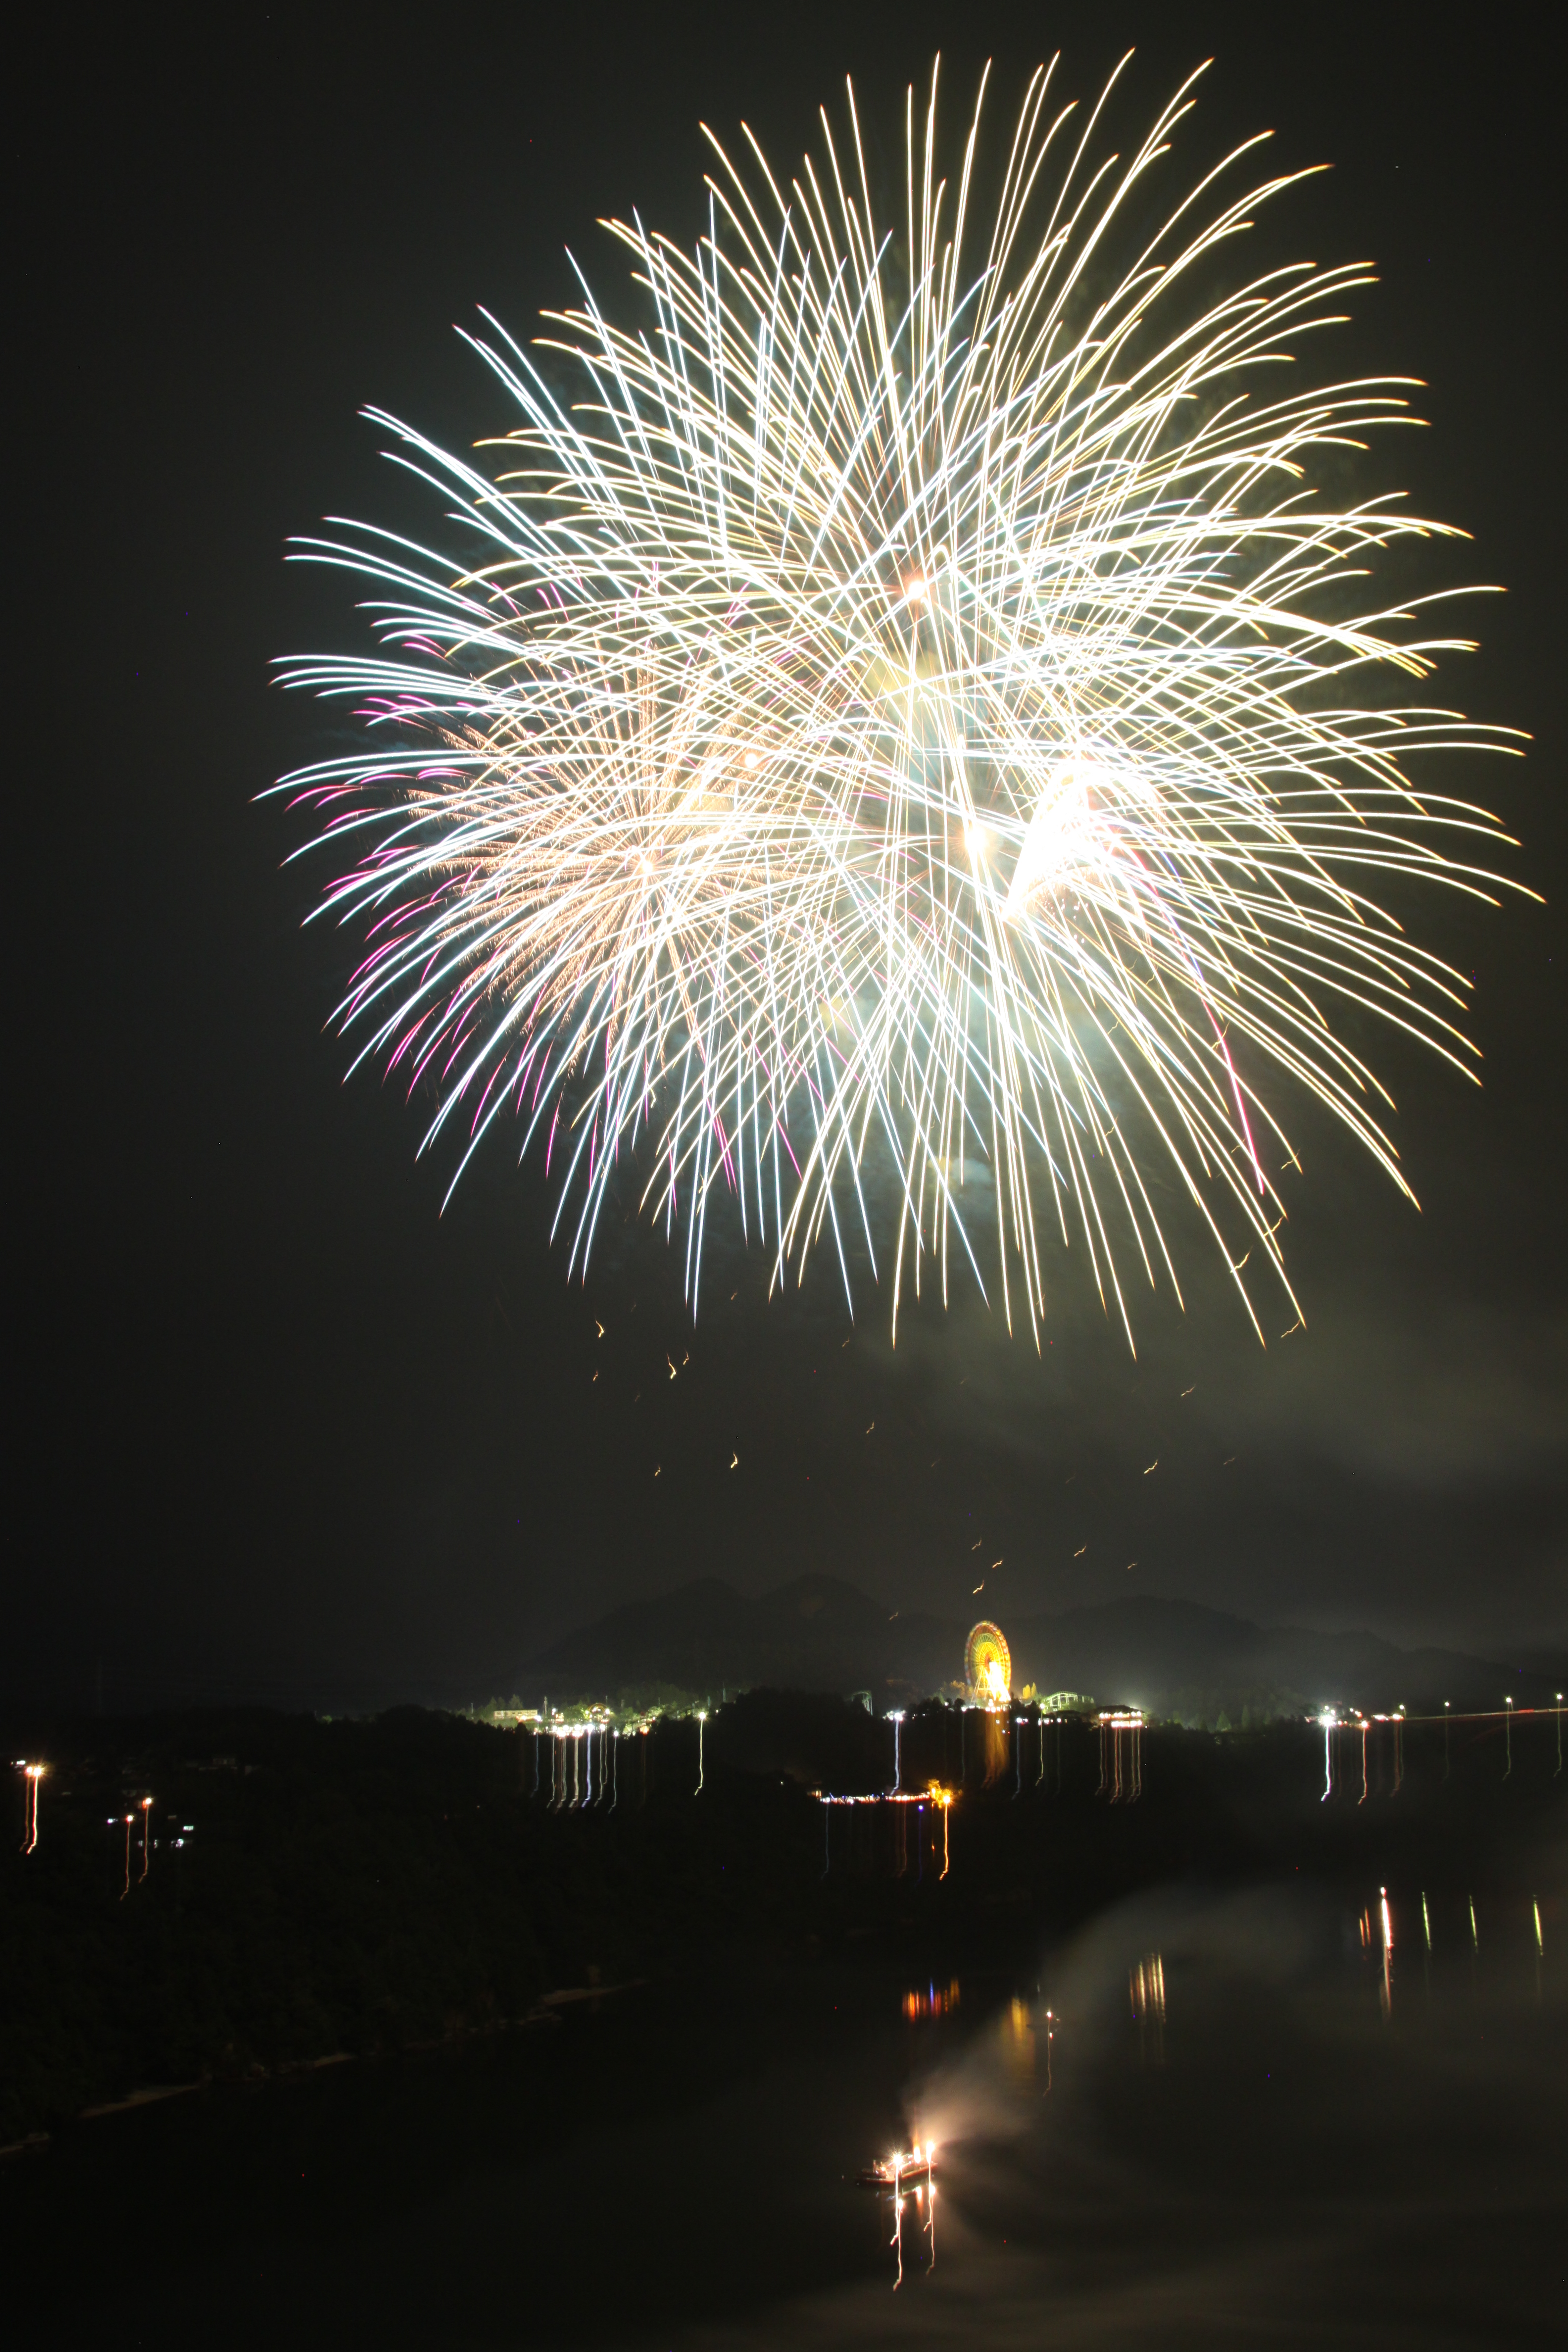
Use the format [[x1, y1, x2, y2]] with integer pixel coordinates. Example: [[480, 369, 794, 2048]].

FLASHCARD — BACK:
[[965, 1621, 1012, 1708]]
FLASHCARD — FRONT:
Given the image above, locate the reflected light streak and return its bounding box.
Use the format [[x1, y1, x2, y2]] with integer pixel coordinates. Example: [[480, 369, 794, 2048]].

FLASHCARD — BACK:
[[1129, 1954, 1167, 2064], [890, 2167, 904, 2291], [816, 1785, 956, 1881], [18, 1763, 44, 1855], [860, 2143, 937, 2287], [1097, 1711, 1144, 1803], [902, 1979, 960, 2021]]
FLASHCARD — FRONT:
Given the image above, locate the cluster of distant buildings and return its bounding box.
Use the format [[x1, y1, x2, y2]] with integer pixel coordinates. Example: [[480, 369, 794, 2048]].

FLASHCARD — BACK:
[[471, 1617, 1100, 1730]]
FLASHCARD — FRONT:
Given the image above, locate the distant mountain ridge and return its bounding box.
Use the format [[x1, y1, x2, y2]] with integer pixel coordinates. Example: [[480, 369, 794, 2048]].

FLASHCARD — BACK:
[[520, 1576, 1560, 1719]]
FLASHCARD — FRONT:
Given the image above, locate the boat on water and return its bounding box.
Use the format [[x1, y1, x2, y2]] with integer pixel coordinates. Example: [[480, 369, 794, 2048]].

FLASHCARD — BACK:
[[856, 2146, 935, 2193]]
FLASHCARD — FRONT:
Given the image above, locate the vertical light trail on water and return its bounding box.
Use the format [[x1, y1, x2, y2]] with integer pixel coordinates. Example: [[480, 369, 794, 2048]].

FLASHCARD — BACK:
[[889, 2157, 904, 2290], [19, 1765, 43, 1854]]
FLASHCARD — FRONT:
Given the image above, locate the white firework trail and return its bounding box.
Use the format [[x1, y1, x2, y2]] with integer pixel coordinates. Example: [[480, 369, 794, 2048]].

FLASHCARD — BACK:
[[274, 54, 1527, 1345]]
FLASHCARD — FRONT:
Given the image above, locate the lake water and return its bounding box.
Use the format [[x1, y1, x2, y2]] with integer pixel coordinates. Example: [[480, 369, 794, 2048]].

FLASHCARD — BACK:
[[5, 1870, 1562, 2347]]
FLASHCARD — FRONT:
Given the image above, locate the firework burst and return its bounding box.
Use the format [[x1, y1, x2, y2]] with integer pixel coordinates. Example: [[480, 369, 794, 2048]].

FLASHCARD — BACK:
[[275, 55, 1525, 1343]]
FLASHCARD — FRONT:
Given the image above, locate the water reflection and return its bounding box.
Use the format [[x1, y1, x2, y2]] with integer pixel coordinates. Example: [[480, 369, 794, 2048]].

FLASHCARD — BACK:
[[1356, 1887, 1396, 2016], [871, 1876, 1562, 2344], [1001, 1995, 1035, 2082], [7, 1870, 1562, 2348], [818, 1788, 954, 1881], [1127, 1953, 1166, 2063], [857, 2144, 938, 2288], [902, 1978, 960, 2021], [1094, 1712, 1143, 1803]]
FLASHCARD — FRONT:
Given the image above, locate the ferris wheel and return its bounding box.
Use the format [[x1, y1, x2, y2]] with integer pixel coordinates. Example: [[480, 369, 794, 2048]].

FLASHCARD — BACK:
[[965, 1621, 1012, 1706]]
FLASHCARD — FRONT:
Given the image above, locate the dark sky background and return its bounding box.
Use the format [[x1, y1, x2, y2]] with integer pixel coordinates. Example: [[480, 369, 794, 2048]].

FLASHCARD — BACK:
[[15, 1, 1563, 1712]]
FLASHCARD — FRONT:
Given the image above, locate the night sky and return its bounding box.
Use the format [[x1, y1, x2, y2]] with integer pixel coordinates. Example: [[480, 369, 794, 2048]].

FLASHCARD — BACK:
[[16, 2, 1563, 1713]]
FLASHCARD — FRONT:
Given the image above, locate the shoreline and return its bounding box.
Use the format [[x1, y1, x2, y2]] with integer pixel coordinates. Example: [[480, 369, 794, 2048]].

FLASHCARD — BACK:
[[0, 1977, 653, 2159]]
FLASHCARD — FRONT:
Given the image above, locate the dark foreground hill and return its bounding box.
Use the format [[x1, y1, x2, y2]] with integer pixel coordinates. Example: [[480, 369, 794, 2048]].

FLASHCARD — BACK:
[[521, 1577, 1561, 1719]]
